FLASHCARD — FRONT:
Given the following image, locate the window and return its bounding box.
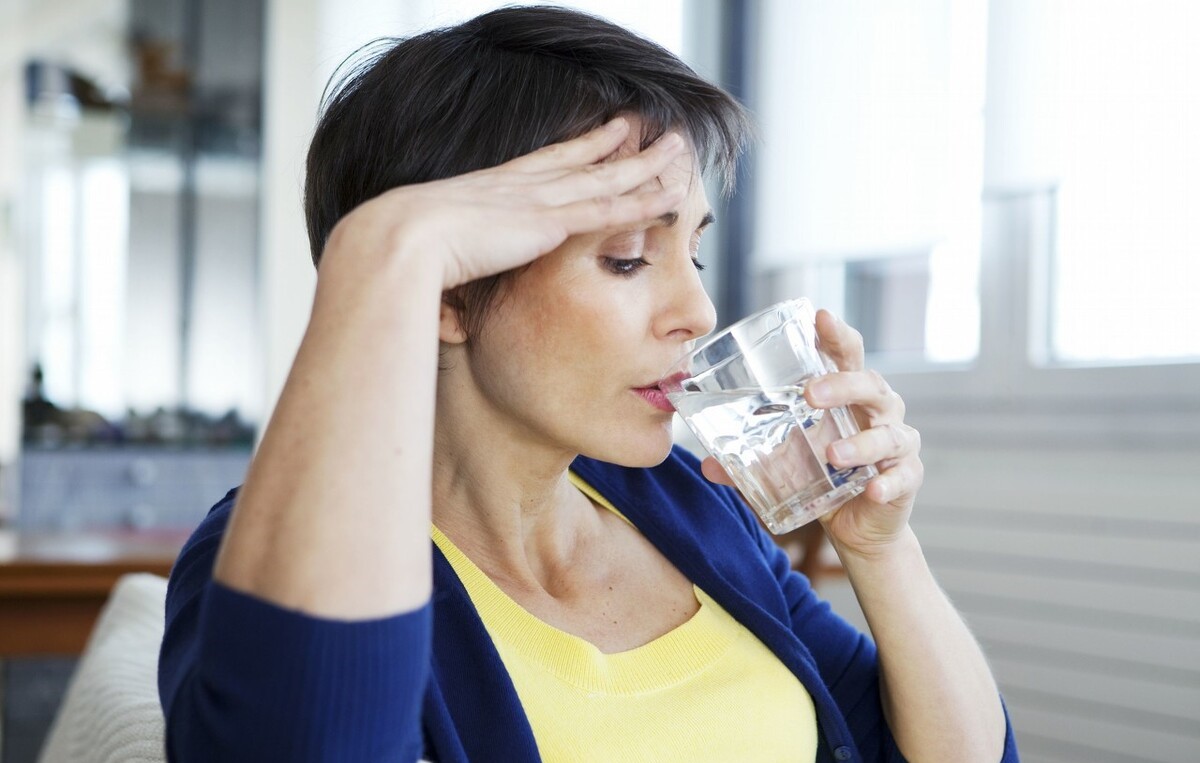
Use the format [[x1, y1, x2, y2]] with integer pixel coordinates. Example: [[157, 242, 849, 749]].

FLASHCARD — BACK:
[[751, 0, 988, 369], [1045, 1, 1200, 365], [748, 0, 1198, 414]]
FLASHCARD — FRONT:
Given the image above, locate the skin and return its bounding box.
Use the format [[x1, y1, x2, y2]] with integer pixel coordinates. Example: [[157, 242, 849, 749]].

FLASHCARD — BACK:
[[213, 117, 1005, 761], [432, 136, 716, 650], [702, 312, 1005, 761]]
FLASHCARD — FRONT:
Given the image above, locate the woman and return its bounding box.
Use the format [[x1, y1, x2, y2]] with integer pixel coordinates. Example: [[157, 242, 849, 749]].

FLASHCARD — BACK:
[[158, 7, 1019, 762]]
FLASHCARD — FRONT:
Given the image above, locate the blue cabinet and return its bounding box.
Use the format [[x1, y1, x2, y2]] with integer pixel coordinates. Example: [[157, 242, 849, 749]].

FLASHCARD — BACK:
[[17, 447, 250, 530]]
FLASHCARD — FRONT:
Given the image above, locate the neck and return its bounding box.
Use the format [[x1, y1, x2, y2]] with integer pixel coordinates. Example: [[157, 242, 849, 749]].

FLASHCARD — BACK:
[[431, 380, 602, 594]]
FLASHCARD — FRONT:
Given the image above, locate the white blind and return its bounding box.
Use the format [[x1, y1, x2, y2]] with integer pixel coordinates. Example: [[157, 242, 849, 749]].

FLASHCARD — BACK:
[[754, 0, 987, 265]]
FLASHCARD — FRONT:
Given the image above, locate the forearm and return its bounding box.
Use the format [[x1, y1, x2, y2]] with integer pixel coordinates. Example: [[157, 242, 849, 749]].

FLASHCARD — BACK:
[[837, 527, 1006, 762], [208, 117, 684, 620], [213, 242, 442, 619]]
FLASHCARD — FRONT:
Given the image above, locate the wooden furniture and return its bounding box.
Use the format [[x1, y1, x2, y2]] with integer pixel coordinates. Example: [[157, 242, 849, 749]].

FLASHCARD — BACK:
[[0, 518, 840, 657], [0, 529, 187, 656]]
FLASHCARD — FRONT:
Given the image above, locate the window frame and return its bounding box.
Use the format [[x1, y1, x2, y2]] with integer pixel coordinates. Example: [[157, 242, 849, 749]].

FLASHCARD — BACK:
[[877, 185, 1200, 447]]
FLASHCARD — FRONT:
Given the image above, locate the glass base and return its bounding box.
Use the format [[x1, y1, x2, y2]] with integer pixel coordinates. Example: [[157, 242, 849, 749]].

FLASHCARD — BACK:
[[757, 465, 875, 534]]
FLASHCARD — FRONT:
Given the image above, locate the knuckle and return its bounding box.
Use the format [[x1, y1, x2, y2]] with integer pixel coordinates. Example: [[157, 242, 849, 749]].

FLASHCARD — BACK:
[[590, 195, 617, 216], [581, 162, 622, 190], [866, 369, 891, 397], [908, 458, 926, 488], [847, 327, 865, 350], [532, 142, 566, 161], [907, 425, 922, 452], [877, 457, 901, 473]]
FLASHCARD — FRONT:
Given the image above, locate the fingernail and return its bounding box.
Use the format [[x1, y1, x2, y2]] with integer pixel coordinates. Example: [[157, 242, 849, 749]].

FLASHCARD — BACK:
[[831, 441, 856, 464], [807, 380, 830, 405], [605, 116, 627, 131]]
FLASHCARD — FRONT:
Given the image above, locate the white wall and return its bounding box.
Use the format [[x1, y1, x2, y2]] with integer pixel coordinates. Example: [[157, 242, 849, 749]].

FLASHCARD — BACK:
[[820, 438, 1200, 762], [754, 0, 987, 265], [259, 0, 433, 426], [0, 67, 24, 478], [748, 2, 1200, 759], [0, 0, 128, 510]]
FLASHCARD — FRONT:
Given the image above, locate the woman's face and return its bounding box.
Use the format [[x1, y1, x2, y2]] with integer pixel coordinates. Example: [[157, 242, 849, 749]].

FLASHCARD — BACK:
[[445, 138, 717, 467]]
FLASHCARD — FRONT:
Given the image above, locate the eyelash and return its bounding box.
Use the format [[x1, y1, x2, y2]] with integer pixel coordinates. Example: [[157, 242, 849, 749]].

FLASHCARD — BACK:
[[602, 257, 706, 277], [603, 257, 649, 276]]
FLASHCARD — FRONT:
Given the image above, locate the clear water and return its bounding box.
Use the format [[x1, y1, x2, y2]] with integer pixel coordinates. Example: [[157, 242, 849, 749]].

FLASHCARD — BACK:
[[672, 385, 876, 533]]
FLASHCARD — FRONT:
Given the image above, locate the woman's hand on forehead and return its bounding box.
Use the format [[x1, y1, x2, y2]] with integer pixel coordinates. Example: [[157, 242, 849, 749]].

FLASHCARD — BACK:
[[320, 117, 690, 290]]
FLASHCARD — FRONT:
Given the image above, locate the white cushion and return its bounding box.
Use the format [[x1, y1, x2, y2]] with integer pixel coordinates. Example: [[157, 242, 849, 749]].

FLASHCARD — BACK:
[[39, 573, 169, 763]]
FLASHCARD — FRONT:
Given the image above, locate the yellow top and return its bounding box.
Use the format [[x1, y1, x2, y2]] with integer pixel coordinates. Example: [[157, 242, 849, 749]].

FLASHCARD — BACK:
[[430, 472, 819, 762]]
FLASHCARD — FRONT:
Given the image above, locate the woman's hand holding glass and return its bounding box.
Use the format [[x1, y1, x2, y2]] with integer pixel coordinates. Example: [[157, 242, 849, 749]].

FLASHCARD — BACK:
[[701, 309, 925, 560], [318, 117, 688, 289]]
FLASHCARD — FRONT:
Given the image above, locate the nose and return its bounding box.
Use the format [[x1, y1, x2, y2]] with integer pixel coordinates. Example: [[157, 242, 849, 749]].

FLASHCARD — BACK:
[[658, 256, 717, 342]]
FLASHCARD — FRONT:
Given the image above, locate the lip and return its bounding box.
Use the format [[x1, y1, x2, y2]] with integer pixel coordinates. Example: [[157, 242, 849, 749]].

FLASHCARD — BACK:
[[656, 371, 689, 393], [632, 386, 676, 412]]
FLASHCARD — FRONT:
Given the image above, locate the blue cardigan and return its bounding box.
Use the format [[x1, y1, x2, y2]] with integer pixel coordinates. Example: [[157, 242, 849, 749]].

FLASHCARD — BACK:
[[159, 446, 1019, 762]]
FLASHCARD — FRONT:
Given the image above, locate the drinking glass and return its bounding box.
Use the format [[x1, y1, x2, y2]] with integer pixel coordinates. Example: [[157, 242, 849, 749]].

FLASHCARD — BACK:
[[661, 299, 877, 533]]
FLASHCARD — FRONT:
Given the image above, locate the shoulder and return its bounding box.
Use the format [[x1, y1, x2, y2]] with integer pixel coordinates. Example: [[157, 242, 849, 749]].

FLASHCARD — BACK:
[[164, 488, 240, 622]]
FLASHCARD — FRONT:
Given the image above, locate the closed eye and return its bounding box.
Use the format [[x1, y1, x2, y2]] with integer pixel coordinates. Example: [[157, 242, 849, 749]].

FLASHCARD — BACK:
[[603, 257, 650, 277]]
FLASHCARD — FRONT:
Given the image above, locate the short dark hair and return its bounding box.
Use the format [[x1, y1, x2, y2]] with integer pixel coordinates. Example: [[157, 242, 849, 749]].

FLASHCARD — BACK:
[[304, 5, 750, 339]]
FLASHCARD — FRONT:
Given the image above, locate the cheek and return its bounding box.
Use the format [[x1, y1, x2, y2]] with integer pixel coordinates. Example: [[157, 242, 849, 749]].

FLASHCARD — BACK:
[[524, 289, 611, 354], [478, 297, 581, 386], [484, 264, 650, 385]]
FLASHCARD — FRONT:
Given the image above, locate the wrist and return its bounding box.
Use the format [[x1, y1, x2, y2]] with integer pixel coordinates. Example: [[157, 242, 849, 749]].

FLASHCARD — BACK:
[[318, 195, 448, 286], [316, 222, 444, 308], [830, 524, 924, 573]]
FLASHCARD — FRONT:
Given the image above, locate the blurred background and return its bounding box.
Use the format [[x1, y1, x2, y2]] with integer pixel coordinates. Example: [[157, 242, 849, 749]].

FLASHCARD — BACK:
[[0, 0, 1197, 761]]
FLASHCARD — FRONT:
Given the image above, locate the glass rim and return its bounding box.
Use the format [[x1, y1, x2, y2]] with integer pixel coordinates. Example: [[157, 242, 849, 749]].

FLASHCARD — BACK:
[[661, 298, 815, 391], [679, 297, 812, 359]]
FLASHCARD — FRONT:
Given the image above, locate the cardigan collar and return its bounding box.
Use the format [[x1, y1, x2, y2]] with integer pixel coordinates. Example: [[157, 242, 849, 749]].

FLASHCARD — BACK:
[[424, 448, 857, 762]]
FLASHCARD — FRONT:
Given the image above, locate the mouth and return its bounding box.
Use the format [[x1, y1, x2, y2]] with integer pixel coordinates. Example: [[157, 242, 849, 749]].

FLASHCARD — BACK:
[[656, 371, 689, 393], [632, 385, 676, 413]]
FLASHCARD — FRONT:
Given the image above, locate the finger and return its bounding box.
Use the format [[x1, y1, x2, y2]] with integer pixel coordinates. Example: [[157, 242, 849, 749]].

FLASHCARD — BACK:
[[815, 309, 865, 373], [552, 181, 687, 237], [826, 423, 921, 471], [864, 456, 924, 505], [804, 369, 905, 419], [700, 456, 735, 486], [537, 132, 687, 206], [507, 117, 631, 172]]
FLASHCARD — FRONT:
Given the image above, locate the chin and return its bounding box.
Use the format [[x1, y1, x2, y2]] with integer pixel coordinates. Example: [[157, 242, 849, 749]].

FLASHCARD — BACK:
[[582, 420, 676, 468]]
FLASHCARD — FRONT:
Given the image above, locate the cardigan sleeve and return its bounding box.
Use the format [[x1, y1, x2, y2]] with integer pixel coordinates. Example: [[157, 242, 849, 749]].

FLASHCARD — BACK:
[[737, 496, 1019, 762], [157, 490, 432, 762]]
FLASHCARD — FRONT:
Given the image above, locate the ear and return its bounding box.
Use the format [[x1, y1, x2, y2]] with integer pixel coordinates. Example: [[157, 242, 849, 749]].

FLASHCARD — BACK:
[[439, 298, 469, 345]]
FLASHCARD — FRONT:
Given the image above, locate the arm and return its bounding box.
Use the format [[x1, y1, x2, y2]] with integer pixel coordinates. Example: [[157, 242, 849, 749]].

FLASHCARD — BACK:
[[214, 120, 685, 615], [835, 528, 1013, 762], [805, 310, 1008, 761], [158, 497, 432, 762], [162, 118, 687, 759], [702, 310, 1014, 762]]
